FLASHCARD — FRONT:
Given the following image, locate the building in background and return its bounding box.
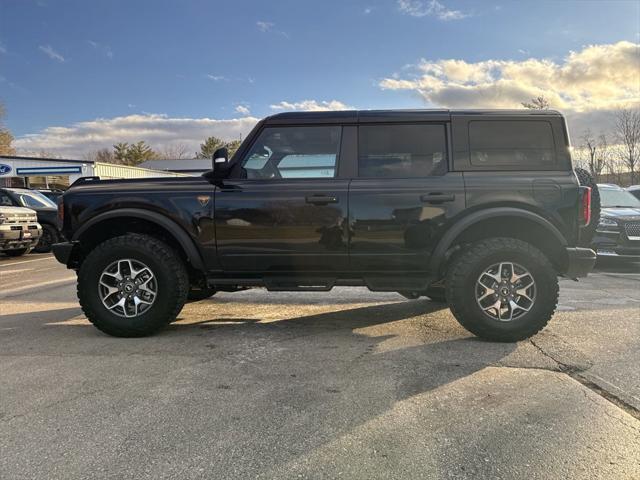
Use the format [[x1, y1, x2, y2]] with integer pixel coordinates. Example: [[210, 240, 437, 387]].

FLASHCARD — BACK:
[[0, 155, 190, 189]]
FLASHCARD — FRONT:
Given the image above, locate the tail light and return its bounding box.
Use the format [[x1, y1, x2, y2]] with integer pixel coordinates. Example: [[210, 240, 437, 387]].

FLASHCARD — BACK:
[[580, 186, 592, 227]]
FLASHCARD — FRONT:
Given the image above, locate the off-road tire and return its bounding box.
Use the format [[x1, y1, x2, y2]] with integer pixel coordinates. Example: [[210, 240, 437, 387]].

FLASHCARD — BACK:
[[77, 234, 188, 337], [187, 286, 217, 302], [34, 224, 59, 253], [446, 237, 559, 342], [574, 167, 600, 247], [3, 247, 31, 257]]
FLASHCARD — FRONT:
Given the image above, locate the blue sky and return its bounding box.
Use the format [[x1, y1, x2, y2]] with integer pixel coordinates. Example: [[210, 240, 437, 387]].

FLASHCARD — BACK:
[[1, 0, 638, 156]]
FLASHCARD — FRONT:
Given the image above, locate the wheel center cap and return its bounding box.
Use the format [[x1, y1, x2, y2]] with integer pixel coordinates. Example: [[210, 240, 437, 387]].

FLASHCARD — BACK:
[[500, 287, 510, 296], [123, 283, 135, 293]]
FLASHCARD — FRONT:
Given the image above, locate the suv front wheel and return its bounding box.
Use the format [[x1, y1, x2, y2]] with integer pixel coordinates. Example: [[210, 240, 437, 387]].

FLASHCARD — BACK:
[[77, 234, 188, 337], [446, 237, 559, 342]]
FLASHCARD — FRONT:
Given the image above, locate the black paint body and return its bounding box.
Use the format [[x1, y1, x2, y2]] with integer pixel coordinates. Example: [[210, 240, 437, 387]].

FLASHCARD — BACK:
[[56, 110, 591, 290]]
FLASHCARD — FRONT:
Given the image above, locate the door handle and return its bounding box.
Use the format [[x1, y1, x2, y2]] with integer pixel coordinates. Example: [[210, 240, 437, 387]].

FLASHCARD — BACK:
[[306, 195, 338, 205], [420, 193, 456, 204]]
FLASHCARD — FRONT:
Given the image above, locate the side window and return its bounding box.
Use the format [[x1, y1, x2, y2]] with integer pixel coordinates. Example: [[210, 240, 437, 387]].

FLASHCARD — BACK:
[[358, 124, 447, 178], [469, 120, 555, 167], [0, 194, 13, 206], [241, 126, 341, 179]]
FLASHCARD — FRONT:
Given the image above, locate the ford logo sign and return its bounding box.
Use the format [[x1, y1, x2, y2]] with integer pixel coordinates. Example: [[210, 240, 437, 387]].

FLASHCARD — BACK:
[[0, 164, 12, 176]]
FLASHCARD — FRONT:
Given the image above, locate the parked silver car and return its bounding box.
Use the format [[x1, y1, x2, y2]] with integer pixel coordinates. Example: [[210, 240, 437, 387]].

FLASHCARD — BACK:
[[0, 206, 43, 256]]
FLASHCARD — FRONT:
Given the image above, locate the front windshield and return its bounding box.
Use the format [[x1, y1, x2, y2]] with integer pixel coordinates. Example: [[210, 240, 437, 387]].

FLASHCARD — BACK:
[[599, 188, 640, 208], [16, 190, 57, 208]]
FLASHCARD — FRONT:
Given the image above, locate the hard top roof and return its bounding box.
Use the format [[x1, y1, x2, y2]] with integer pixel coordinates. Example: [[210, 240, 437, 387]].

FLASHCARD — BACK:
[[264, 108, 563, 124]]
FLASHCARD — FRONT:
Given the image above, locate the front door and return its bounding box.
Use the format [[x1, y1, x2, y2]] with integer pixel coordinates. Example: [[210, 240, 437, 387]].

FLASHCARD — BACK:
[[349, 123, 465, 272], [215, 125, 349, 272]]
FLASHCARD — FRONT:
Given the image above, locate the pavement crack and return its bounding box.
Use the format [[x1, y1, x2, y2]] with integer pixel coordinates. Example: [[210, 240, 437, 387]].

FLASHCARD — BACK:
[[530, 338, 640, 421]]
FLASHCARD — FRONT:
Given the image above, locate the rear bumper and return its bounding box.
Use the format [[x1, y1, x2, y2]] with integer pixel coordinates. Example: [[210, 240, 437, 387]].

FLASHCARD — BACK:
[[52, 241, 79, 266], [564, 247, 597, 279]]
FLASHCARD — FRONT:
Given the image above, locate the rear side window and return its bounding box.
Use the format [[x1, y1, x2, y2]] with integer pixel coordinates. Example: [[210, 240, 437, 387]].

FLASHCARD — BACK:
[[358, 124, 447, 177], [469, 120, 555, 167]]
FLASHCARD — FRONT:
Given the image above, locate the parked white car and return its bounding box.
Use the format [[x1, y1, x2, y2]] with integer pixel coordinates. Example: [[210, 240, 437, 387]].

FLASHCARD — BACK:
[[0, 206, 43, 256]]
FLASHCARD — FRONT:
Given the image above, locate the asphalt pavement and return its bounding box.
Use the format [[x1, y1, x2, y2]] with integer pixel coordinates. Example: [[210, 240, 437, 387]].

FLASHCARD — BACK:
[[0, 253, 639, 479]]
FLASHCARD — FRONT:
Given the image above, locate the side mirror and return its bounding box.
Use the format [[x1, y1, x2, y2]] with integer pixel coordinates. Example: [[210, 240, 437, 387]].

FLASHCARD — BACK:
[[212, 147, 230, 178]]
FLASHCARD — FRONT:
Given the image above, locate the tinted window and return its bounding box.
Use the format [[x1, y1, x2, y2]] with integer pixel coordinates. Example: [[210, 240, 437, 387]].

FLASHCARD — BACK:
[[469, 120, 555, 166], [241, 126, 341, 179], [358, 124, 447, 177]]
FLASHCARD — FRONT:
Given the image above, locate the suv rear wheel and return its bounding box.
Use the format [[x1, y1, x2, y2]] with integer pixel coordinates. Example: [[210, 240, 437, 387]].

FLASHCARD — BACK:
[[77, 234, 188, 337], [446, 237, 558, 342]]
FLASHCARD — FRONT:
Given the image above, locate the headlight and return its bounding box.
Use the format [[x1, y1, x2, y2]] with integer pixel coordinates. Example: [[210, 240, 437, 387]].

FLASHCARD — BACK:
[[597, 217, 619, 232]]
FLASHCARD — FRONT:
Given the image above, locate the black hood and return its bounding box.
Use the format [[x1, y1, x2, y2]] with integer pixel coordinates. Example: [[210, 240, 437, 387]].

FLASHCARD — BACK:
[[601, 207, 640, 221]]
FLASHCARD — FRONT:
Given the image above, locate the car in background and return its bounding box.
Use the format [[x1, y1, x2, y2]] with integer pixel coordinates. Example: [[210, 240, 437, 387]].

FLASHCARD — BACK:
[[593, 184, 640, 257], [0, 206, 42, 256], [37, 188, 65, 202], [0, 188, 61, 253], [627, 185, 640, 201]]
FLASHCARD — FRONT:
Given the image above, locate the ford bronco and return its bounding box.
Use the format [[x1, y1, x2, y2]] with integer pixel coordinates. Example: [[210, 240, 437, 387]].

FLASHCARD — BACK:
[[53, 109, 596, 341]]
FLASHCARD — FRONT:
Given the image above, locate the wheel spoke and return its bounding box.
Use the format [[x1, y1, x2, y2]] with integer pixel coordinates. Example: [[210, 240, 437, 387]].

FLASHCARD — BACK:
[[477, 287, 495, 302]]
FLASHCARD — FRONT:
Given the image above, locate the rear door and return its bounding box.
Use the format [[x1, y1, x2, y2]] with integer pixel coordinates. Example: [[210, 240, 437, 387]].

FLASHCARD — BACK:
[[215, 125, 350, 272], [348, 122, 465, 272]]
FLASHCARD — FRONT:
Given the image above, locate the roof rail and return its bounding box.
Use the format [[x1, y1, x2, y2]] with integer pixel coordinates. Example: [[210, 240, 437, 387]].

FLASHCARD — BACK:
[[69, 176, 101, 188]]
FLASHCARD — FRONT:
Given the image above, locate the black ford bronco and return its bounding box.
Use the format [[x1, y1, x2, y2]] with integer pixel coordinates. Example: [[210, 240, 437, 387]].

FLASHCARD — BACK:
[[53, 109, 596, 341]]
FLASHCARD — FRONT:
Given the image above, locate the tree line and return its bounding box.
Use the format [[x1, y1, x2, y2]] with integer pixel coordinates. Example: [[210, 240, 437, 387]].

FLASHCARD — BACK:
[[84, 136, 242, 166], [522, 96, 640, 186]]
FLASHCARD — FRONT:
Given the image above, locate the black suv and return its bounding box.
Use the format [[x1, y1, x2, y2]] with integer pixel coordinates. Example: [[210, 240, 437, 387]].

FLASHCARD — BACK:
[[0, 188, 61, 252], [53, 109, 596, 341]]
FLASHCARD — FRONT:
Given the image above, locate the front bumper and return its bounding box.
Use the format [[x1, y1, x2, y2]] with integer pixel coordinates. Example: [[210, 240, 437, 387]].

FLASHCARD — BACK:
[[592, 231, 640, 258], [52, 241, 79, 266], [0, 223, 43, 251], [564, 247, 596, 279]]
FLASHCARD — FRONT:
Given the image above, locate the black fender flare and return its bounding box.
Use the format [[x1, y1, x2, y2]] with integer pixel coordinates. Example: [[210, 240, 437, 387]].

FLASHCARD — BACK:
[[72, 208, 205, 271], [428, 207, 568, 274]]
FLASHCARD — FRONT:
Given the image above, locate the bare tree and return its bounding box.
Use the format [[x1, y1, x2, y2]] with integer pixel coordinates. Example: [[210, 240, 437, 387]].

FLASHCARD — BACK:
[[522, 96, 550, 110], [158, 143, 190, 160], [614, 108, 640, 185], [0, 102, 16, 156], [84, 148, 115, 163], [579, 130, 608, 182]]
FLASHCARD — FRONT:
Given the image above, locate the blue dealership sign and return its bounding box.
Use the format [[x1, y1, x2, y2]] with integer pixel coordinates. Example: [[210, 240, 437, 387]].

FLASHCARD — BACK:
[[0, 164, 12, 175]]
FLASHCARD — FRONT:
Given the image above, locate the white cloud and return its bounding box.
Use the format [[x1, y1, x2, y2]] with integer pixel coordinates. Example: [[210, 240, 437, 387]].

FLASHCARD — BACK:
[[256, 21, 274, 32], [397, 0, 468, 21], [88, 40, 113, 59], [235, 105, 251, 115], [0, 42, 6, 54], [14, 113, 259, 157], [206, 74, 226, 81], [379, 41, 640, 134], [256, 20, 289, 38], [38, 44, 65, 62], [270, 100, 353, 111]]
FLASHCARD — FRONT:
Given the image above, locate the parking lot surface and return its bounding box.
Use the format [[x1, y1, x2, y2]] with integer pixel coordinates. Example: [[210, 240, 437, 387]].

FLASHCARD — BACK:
[[1, 254, 639, 479]]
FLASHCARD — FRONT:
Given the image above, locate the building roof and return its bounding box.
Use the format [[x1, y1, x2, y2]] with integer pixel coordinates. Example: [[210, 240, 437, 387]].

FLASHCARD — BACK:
[[0, 155, 92, 164], [137, 159, 211, 172]]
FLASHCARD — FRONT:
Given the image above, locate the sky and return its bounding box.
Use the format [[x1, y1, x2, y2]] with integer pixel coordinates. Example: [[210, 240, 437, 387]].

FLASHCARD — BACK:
[[0, 0, 639, 157]]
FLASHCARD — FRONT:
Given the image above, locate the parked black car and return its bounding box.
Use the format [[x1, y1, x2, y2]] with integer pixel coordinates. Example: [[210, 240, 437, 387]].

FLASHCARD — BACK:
[[592, 184, 640, 257], [38, 188, 65, 202], [53, 109, 596, 340], [0, 188, 61, 252]]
